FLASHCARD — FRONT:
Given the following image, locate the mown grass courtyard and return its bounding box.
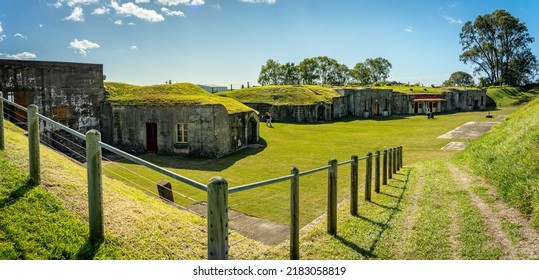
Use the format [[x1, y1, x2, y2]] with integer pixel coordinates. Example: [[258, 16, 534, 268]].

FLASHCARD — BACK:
[[103, 107, 517, 228]]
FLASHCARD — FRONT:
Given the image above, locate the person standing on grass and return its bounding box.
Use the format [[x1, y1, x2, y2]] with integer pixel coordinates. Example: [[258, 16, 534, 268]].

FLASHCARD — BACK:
[[265, 111, 273, 127], [426, 107, 431, 119]]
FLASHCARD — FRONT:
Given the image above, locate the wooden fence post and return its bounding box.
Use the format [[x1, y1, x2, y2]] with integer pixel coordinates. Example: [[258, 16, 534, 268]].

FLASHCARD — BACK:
[[290, 166, 300, 260], [396, 146, 401, 172], [382, 150, 387, 185], [393, 147, 397, 174], [86, 130, 104, 242], [365, 152, 372, 201], [0, 101, 4, 150], [350, 155, 359, 216], [388, 148, 393, 179], [327, 158, 338, 236], [400, 146, 404, 168], [375, 151, 380, 193], [399, 146, 403, 168], [27, 105, 40, 185], [207, 176, 229, 260]]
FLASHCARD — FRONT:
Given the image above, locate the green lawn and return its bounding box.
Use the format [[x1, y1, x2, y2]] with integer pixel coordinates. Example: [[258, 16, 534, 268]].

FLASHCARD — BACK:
[[103, 107, 517, 227]]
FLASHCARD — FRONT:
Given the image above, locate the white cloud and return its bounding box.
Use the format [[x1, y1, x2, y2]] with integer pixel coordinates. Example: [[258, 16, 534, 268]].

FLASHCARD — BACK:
[[3, 52, 38, 60], [49, 1, 63, 8], [66, 0, 98, 7], [111, 1, 165, 22], [239, 0, 276, 4], [156, 0, 204, 6], [128, 22, 136, 25], [69, 39, 100, 55], [92, 6, 111, 15], [135, 0, 151, 3], [114, 19, 123, 25], [131, 45, 138, 50], [404, 26, 413, 33], [64, 6, 85, 22], [161, 7, 185, 17], [0, 22, 5, 42], [444, 15, 463, 25], [14, 33, 27, 39]]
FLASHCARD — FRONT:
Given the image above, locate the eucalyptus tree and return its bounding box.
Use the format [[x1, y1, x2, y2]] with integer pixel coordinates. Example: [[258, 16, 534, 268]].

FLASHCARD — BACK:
[[258, 59, 282, 86], [443, 71, 475, 87], [460, 10, 537, 86]]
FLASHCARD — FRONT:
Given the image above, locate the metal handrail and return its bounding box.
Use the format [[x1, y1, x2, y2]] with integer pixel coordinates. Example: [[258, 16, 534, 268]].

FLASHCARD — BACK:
[[229, 174, 295, 194], [97, 141, 207, 191], [36, 113, 85, 140], [0, 96, 27, 111]]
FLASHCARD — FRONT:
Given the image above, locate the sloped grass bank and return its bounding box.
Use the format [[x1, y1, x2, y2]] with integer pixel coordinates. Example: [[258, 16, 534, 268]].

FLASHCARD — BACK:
[[0, 150, 119, 259], [462, 97, 539, 226]]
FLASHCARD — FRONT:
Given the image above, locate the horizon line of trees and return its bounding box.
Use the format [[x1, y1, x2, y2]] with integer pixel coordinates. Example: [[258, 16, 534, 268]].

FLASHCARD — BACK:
[[257, 56, 392, 86]]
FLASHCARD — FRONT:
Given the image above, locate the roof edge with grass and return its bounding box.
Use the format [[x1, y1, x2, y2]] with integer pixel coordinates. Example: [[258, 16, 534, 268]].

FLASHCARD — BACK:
[[105, 82, 254, 114]]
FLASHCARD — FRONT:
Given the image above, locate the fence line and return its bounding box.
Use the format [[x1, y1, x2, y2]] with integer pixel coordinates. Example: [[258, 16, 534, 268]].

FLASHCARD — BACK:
[[0, 98, 405, 260]]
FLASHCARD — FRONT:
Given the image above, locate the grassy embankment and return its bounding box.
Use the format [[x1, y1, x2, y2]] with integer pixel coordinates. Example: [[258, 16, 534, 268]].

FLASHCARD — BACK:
[[462, 92, 539, 226], [217, 85, 340, 105]]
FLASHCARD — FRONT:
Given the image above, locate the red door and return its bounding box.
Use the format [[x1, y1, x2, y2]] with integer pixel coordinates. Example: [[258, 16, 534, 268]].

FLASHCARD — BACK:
[[146, 123, 157, 152]]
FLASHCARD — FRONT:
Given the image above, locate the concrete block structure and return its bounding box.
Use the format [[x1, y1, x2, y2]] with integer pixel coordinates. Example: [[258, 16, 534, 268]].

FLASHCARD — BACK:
[[0, 59, 105, 132]]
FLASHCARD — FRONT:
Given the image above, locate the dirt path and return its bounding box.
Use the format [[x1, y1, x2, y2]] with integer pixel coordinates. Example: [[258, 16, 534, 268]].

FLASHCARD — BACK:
[[448, 164, 539, 259]]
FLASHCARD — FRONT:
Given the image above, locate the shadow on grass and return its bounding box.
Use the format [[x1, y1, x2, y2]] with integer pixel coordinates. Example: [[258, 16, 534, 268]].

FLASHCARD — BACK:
[[336, 167, 412, 259], [77, 239, 104, 260], [112, 137, 269, 172], [0, 179, 35, 209]]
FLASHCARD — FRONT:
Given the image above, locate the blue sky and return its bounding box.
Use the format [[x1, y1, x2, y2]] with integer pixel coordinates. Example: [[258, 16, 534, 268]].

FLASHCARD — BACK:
[[1, 0, 538, 87]]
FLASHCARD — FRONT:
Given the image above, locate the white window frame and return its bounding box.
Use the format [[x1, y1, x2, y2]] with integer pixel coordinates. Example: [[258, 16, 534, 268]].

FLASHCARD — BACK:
[[176, 123, 188, 144]]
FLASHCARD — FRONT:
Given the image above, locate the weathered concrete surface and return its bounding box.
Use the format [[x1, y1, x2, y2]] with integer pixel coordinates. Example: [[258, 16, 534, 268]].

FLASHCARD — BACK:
[[441, 142, 468, 151], [437, 121, 500, 139], [112, 104, 258, 158], [0, 59, 105, 133], [188, 203, 288, 246]]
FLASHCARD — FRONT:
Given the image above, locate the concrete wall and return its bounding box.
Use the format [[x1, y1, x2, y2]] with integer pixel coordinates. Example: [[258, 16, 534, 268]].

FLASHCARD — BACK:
[[111, 104, 258, 158], [245, 102, 332, 123], [0, 59, 104, 133]]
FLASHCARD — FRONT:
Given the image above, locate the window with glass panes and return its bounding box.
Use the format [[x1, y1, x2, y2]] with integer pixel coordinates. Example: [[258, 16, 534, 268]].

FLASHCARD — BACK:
[[176, 123, 188, 143]]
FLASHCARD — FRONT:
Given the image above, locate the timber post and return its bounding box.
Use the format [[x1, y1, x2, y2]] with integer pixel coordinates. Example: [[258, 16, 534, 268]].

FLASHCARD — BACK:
[[375, 151, 381, 193], [393, 147, 397, 174], [290, 166, 300, 260], [365, 152, 372, 201], [350, 155, 359, 216], [86, 129, 104, 242], [27, 105, 40, 185], [207, 176, 229, 260], [388, 148, 393, 179], [382, 149, 387, 185], [327, 158, 338, 236]]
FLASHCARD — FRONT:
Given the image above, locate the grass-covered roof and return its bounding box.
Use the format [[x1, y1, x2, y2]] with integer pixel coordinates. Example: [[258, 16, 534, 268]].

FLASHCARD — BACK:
[[217, 85, 341, 106], [105, 82, 254, 114]]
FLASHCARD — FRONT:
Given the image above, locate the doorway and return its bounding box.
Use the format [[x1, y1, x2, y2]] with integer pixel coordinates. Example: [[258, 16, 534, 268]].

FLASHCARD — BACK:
[[146, 123, 158, 152], [247, 117, 258, 144]]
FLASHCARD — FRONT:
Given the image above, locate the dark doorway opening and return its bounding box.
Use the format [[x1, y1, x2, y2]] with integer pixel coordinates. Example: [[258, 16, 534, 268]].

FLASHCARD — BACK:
[[473, 100, 479, 110], [317, 106, 326, 121], [146, 123, 158, 152], [414, 102, 419, 114], [247, 118, 258, 144]]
